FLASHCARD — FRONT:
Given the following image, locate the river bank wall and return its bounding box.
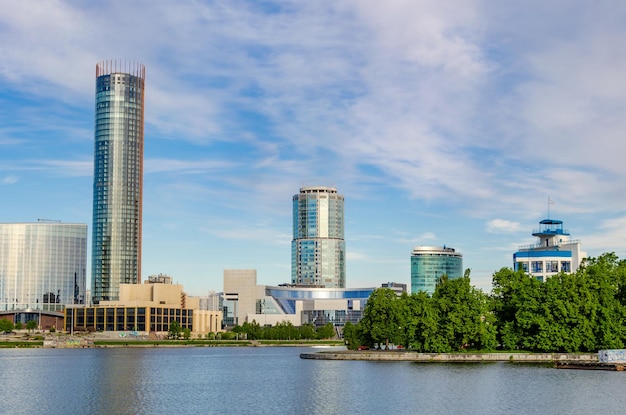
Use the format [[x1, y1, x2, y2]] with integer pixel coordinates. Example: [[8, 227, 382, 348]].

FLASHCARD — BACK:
[[299, 351, 598, 362]]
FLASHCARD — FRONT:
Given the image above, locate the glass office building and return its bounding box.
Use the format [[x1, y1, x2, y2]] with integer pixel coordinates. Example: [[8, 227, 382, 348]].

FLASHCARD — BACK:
[[0, 222, 87, 311], [410, 246, 463, 294], [92, 61, 145, 303], [292, 186, 345, 288]]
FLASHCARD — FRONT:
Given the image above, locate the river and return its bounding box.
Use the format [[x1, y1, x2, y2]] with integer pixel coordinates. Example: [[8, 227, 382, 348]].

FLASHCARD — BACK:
[[1, 346, 624, 414]]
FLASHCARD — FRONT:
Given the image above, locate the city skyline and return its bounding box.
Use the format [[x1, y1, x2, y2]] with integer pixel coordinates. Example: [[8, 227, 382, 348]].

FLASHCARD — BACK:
[[1, 1, 626, 295]]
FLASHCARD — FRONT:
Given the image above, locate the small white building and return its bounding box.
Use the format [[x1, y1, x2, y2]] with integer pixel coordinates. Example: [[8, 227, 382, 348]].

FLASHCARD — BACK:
[[513, 219, 586, 282]]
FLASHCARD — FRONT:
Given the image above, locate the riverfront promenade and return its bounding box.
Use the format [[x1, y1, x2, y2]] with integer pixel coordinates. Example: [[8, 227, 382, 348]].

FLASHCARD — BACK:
[[300, 350, 598, 363]]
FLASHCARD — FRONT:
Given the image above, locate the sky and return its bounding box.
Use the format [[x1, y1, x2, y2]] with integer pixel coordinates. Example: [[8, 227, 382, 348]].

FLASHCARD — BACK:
[[1, 0, 626, 295]]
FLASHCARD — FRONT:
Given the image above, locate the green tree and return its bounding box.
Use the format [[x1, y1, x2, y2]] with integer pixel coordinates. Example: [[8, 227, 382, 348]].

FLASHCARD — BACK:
[[26, 320, 37, 332], [14, 321, 23, 330], [492, 267, 543, 350], [168, 320, 182, 339], [316, 322, 335, 340], [182, 328, 191, 340], [405, 291, 442, 352], [359, 288, 403, 349], [432, 276, 495, 351], [0, 319, 14, 334], [244, 321, 263, 340], [491, 253, 626, 352], [299, 323, 316, 340], [342, 321, 361, 350], [579, 253, 625, 350]]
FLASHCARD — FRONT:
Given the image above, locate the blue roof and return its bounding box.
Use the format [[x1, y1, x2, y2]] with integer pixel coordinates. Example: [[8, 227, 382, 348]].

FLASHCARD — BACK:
[[539, 219, 563, 225]]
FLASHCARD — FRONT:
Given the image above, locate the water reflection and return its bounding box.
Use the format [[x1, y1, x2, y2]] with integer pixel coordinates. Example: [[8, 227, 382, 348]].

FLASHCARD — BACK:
[[2, 348, 626, 415], [86, 349, 146, 414]]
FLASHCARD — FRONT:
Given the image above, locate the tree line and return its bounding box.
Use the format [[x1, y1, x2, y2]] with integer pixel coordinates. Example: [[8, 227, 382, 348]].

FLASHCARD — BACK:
[[233, 320, 336, 340], [0, 319, 38, 333], [345, 253, 626, 353]]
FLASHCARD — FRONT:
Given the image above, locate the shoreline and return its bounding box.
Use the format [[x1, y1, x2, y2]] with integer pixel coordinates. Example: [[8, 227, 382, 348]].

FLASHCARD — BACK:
[[299, 350, 598, 363]]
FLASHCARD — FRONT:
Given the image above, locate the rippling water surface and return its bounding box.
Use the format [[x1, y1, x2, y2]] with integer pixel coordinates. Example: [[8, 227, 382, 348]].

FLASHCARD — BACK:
[[1, 347, 625, 414]]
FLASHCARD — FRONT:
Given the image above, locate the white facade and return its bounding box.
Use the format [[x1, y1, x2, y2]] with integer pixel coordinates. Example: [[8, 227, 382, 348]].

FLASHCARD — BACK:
[[514, 219, 586, 282]]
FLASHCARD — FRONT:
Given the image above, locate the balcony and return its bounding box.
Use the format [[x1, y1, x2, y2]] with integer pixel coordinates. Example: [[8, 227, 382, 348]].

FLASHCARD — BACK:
[[518, 239, 581, 251]]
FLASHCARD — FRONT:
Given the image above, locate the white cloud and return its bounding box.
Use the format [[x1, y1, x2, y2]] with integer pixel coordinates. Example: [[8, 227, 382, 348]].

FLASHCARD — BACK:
[[2, 0, 626, 267], [145, 158, 234, 175], [36, 160, 92, 177], [1, 175, 18, 185], [347, 251, 368, 261], [579, 215, 626, 257], [486, 219, 523, 233]]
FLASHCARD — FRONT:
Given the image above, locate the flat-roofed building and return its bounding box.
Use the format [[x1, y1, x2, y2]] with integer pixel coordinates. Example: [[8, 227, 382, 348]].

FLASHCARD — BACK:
[[65, 279, 222, 335], [223, 269, 377, 327]]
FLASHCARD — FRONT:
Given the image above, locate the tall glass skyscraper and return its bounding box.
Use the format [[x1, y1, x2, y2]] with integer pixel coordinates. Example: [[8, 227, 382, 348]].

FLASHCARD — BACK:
[[410, 246, 463, 294], [0, 222, 87, 311], [91, 61, 145, 304], [292, 186, 345, 288]]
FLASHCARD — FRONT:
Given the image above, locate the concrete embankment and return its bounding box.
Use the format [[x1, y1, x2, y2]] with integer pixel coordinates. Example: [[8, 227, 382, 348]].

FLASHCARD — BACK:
[[300, 351, 598, 363]]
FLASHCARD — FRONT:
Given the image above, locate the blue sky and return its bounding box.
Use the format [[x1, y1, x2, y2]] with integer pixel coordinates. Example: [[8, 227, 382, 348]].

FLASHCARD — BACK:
[[1, 0, 625, 295]]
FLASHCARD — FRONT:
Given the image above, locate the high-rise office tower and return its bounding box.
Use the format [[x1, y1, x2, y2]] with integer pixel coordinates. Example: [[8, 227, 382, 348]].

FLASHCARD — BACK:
[[291, 186, 345, 288], [410, 246, 463, 294], [0, 221, 87, 311], [91, 61, 145, 303]]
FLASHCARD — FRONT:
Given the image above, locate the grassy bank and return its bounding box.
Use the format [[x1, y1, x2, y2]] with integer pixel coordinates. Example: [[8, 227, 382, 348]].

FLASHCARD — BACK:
[[93, 339, 252, 347], [257, 340, 344, 346], [0, 341, 43, 348]]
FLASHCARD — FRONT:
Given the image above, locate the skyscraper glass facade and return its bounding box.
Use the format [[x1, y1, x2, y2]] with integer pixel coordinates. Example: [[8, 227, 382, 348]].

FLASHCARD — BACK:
[[0, 222, 87, 311], [92, 61, 145, 303], [410, 246, 463, 294], [292, 186, 345, 288]]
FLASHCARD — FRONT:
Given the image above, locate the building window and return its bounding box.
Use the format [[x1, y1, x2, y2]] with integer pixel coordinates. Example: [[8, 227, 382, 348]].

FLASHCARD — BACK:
[[547, 261, 558, 273], [531, 261, 543, 273], [517, 262, 529, 272], [561, 261, 571, 273]]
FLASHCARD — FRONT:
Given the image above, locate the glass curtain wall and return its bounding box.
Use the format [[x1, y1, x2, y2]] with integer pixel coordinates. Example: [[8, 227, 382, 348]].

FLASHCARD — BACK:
[[92, 61, 145, 303]]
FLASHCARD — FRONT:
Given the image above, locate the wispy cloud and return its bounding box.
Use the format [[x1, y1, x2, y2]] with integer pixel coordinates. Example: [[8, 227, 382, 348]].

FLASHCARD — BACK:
[[580, 215, 626, 257], [145, 158, 234, 175], [35, 160, 92, 177], [199, 222, 290, 246], [486, 219, 523, 234], [2, 1, 626, 287], [1, 175, 18, 185]]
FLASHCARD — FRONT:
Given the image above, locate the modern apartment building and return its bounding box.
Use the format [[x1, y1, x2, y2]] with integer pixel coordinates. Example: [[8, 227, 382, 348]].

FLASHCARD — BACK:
[[513, 218, 586, 282], [0, 221, 87, 312], [91, 61, 145, 303], [410, 246, 463, 294], [291, 186, 345, 288]]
